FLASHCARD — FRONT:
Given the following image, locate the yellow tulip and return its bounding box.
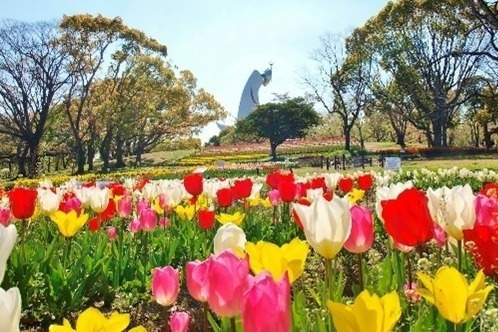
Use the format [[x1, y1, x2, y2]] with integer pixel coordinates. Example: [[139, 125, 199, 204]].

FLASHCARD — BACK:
[[417, 267, 493, 324], [49, 307, 147, 332], [248, 195, 261, 207], [50, 210, 89, 238], [327, 290, 401, 332], [153, 198, 164, 215], [216, 211, 245, 226], [245, 237, 309, 283], [347, 188, 365, 205], [175, 204, 195, 221], [260, 197, 272, 208]]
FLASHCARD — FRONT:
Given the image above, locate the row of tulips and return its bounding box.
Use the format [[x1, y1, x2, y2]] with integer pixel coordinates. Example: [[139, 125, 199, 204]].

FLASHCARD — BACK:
[[0, 169, 497, 331]]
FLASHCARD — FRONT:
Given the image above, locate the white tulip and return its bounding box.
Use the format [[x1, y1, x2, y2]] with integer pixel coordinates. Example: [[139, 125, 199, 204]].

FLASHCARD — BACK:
[[37, 189, 60, 215], [0, 224, 17, 285], [375, 181, 413, 223], [324, 173, 342, 190], [0, 287, 21, 332], [203, 180, 230, 200], [142, 183, 158, 202], [89, 187, 110, 213], [306, 188, 324, 201], [293, 196, 351, 259], [249, 182, 263, 199], [427, 184, 475, 240], [213, 222, 247, 256], [74, 187, 93, 208]]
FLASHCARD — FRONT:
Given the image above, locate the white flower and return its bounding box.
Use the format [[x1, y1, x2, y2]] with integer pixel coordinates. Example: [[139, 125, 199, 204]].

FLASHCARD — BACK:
[[306, 188, 324, 201], [293, 196, 351, 259], [0, 287, 21, 332], [213, 222, 246, 256], [37, 189, 60, 215], [89, 187, 110, 213], [426, 184, 475, 240], [323, 173, 342, 190], [0, 224, 17, 285]]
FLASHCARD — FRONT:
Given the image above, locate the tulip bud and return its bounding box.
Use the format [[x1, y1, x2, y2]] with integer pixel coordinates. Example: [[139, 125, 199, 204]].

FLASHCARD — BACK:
[[186, 258, 211, 302], [170, 311, 190, 332], [117, 197, 132, 218], [214, 223, 247, 256], [242, 272, 291, 332], [344, 205, 374, 254], [129, 218, 141, 233], [0, 287, 22, 332], [151, 266, 180, 307], [106, 227, 117, 241], [140, 208, 157, 232]]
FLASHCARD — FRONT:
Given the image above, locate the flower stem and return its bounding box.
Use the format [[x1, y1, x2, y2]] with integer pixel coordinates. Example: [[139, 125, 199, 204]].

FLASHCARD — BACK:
[[203, 302, 209, 332], [457, 239, 462, 272], [230, 317, 236, 332], [357, 253, 364, 290], [454, 323, 463, 332], [164, 306, 170, 332], [405, 252, 413, 288]]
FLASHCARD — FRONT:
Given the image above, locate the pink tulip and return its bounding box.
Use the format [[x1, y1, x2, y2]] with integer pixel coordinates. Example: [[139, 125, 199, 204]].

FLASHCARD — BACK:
[[137, 199, 149, 216], [159, 217, 170, 228], [152, 266, 180, 307], [475, 194, 498, 227], [140, 208, 157, 231], [106, 226, 117, 241], [169, 311, 190, 332], [242, 272, 291, 332], [432, 222, 447, 246], [0, 209, 12, 226], [129, 219, 141, 233], [117, 197, 132, 218], [159, 193, 169, 210], [206, 250, 249, 317], [186, 258, 211, 302], [344, 205, 374, 254], [268, 189, 281, 206], [64, 197, 82, 214]]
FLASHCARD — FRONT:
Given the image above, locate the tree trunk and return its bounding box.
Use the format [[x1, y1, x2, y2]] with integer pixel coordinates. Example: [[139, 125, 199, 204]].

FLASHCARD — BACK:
[[87, 141, 95, 172], [483, 124, 494, 149], [344, 126, 351, 151], [115, 135, 126, 168], [75, 142, 86, 175], [16, 144, 28, 178], [27, 143, 40, 179], [270, 142, 278, 161], [135, 146, 144, 165], [396, 132, 406, 148]]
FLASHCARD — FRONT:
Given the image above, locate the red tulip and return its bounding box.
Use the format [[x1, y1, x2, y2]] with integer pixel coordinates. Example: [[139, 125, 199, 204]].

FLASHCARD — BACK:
[[381, 188, 434, 247], [107, 182, 126, 196], [59, 197, 82, 215], [357, 174, 373, 191], [338, 178, 354, 193], [323, 190, 333, 201], [88, 217, 100, 232], [83, 181, 96, 188], [232, 179, 253, 200], [184, 173, 203, 196], [198, 209, 215, 230], [295, 182, 311, 198], [464, 224, 498, 277], [8, 187, 37, 219], [311, 177, 326, 190], [266, 172, 294, 190], [278, 181, 297, 203], [135, 176, 150, 191], [216, 188, 233, 208], [96, 198, 116, 221], [480, 182, 498, 199]]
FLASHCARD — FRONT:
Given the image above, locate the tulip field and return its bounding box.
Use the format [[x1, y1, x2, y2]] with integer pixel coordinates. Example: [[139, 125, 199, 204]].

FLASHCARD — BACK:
[[0, 167, 497, 332]]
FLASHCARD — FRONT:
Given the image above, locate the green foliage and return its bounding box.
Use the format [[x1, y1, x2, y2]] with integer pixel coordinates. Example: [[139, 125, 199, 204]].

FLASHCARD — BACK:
[[236, 97, 320, 160]]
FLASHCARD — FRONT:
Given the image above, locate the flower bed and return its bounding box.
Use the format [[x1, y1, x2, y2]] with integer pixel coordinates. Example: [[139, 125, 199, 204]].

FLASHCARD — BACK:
[[0, 168, 497, 331]]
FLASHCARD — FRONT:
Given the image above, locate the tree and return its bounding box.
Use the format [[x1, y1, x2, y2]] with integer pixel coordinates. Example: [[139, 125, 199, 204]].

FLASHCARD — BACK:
[[59, 14, 168, 174], [303, 33, 371, 151], [0, 20, 70, 177], [236, 97, 320, 161], [348, 0, 486, 147]]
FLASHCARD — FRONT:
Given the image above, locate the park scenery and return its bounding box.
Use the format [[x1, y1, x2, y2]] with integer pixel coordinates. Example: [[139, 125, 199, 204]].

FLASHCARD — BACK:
[[0, 1, 498, 332]]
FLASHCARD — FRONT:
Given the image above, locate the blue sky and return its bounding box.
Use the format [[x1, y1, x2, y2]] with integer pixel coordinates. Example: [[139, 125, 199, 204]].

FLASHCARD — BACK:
[[0, 0, 388, 142]]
